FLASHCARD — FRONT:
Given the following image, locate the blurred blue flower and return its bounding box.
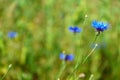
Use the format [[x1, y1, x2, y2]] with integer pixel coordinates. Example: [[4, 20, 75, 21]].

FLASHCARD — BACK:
[[8, 31, 18, 38], [65, 54, 74, 61], [92, 20, 109, 32], [69, 26, 82, 33], [59, 53, 66, 60], [59, 53, 74, 61]]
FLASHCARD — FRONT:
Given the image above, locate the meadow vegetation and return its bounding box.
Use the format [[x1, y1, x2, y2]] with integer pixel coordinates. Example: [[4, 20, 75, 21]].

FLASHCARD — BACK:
[[0, 0, 120, 80]]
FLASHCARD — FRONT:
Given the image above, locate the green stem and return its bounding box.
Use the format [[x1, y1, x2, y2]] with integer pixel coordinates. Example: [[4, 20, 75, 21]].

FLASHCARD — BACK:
[[85, 32, 100, 56], [89, 74, 94, 80], [67, 32, 100, 79], [82, 44, 98, 64], [1, 64, 12, 80], [55, 61, 66, 80], [81, 32, 100, 64]]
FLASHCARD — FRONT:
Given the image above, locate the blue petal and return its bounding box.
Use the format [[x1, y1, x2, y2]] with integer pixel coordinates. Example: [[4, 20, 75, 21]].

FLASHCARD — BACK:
[[92, 20, 109, 31], [74, 26, 82, 33], [8, 32, 18, 38], [69, 26, 74, 32], [65, 54, 74, 61], [92, 20, 98, 28], [59, 53, 66, 60], [76, 28, 82, 33], [69, 26, 82, 33], [103, 23, 109, 30]]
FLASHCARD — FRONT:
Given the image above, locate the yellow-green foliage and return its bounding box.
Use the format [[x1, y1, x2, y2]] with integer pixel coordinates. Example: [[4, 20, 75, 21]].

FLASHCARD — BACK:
[[0, 0, 120, 80]]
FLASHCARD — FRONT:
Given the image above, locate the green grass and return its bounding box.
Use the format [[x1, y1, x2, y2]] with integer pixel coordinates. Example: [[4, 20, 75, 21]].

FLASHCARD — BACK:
[[0, 0, 120, 80]]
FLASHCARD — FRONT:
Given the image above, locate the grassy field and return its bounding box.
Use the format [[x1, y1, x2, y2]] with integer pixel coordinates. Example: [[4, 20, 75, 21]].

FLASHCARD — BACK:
[[0, 0, 120, 80]]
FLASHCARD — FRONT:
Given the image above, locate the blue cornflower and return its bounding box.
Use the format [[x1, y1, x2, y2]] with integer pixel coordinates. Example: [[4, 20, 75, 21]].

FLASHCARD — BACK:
[[69, 26, 82, 33], [92, 20, 109, 32], [8, 31, 18, 38], [59, 53, 74, 61], [60, 53, 66, 60]]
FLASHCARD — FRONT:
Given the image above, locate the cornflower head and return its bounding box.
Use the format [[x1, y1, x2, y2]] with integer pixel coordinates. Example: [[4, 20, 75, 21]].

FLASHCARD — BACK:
[[69, 26, 82, 34], [8, 31, 18, 39], [59, 53, 74, 61], [92, 20, 109, 33]]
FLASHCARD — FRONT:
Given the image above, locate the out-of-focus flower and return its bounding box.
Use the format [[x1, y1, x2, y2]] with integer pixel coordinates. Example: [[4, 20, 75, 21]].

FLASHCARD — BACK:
[[69, 26, 82, 33], [79, 73, 85, 78], [92, 20, 109, 32], [8, 31, 18, 38], [59, 53, 74, 61], [59, 53, 66, 60]]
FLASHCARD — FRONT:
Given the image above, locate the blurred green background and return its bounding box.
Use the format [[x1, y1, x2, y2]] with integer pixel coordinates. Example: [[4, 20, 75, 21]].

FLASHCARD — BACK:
[[0, 0, 120, 80]]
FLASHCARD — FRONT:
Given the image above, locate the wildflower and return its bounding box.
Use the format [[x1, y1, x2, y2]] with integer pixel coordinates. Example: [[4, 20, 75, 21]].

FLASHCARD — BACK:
[[59, 53, 74, 61], [69, 26, 82, 33], [8, 31, 18, 38], [92, 20, 109, 32], [59, 53, 66, 60], [79, 73, 85, 78]]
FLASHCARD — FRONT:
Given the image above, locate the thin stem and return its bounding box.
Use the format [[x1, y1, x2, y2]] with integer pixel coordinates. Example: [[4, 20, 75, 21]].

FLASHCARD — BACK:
[[81, 32, 99, 65], [67, 32, 100, 79], [72, 34, 77, 54], [1, 64, 12, 80], [74, 14, 88, 71], [82, 44, 98, 64], [89, 74, 94, 80], [82, 14, 88, 28], [85, 32, 100, 56], [55, 61, 66, 80], [67, 44, 98, 80]]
